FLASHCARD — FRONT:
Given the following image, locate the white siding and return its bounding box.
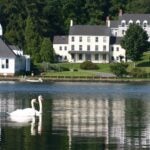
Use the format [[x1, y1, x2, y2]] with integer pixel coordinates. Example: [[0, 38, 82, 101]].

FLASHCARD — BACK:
[[0, 58, 15, 75]]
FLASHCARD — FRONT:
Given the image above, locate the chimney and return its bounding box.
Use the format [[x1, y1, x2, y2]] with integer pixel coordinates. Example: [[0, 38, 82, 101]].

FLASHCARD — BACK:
[[70, 20, 73, 27], [106, 16, 110, 27], [119, 9, 123, 17]]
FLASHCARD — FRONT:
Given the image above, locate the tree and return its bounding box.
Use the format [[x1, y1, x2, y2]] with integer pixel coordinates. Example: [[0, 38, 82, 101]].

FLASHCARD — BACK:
[[40, 38, 54, 63], [25, 16, 41, 63], [110, 63, 128, 77], [121, 23, 149, 61]]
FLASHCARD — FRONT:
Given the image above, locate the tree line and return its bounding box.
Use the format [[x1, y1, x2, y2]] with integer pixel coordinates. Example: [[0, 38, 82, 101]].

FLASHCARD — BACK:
[[0, 0, 150, 63]]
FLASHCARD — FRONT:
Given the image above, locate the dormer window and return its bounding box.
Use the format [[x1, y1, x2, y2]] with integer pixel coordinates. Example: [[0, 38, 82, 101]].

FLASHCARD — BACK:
[[129, 20, 133, 25], [136, 20, 140, 26], [121, 20, 126, 27], [143, 20, 148, 27]]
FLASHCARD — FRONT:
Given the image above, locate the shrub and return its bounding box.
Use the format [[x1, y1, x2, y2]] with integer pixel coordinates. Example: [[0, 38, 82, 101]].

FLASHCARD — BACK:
[[110, 63, 128, 77], [80, 61, 99, 70], [130, 68, 147, 78]]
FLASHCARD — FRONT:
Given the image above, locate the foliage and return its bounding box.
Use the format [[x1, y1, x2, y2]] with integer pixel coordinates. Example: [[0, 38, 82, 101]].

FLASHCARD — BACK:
[[40, 38, 54, 63], [25, 16, 41, 63], [129, 68, 147, 78], [121, 23, 150, 61], [80, 61, 99, 70], [110, 63, 128, 77], [1, 0, 150, 65]]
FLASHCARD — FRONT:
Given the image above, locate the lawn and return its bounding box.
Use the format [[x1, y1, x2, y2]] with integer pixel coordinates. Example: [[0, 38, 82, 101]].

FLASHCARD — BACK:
[[38, 51, 150, 77]]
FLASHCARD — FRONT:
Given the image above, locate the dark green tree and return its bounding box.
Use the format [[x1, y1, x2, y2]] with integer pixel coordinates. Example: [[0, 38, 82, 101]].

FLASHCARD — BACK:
[[121, 23, 149, 61], [25, 16, 41, 63], [40, 38, 54, 63]]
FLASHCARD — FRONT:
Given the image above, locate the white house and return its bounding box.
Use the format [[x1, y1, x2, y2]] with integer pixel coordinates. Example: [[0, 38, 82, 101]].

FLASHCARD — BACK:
[[0, 38, 30, 76], [53, 11, 150, 63]]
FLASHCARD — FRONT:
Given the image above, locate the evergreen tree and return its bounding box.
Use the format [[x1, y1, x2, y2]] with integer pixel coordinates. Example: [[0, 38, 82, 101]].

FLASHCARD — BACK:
[[40, 38, 54, 63], [25, 16, 41, 63]]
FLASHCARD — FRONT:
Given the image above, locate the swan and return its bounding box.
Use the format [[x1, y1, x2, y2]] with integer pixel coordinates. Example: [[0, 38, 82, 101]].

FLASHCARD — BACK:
[[9, 99, 37, 122], [9, 95, 43, 122], [34, 95, 43, 116]]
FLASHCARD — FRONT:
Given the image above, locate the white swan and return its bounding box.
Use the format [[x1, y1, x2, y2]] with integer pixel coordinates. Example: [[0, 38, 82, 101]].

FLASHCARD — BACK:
[[9, 95, 43, 122], [34, 95, 43, 116]]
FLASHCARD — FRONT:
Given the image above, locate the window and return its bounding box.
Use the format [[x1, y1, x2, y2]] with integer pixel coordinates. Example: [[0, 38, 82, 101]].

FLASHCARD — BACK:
[[111, 47, 114, 51], [111, 56, 114, 61], [64, 56, 67, 60], [79, 37, 82, 42], [95, 37, 98, 42], [103, 45, 106, 51], [79, 54, 82, 60], [59, 46, 62, 50], [6, 59, 9, 68], [71, 45, 74, 51], [95, 54, 99, 60], [129, 20, 133, 25], [136, 20, 140, 26], [121, 20, 126, 27], [143, 20, 148, 27], [87, 45, 90, 51], [79, 45, 82, 51], [116, 56, 119, 60], [95, 45, 98, 51], [64, 46, 67, 50], [122, 30, 125, 35], [1, 59, 9, 69], [103, 37, 106, 43], [71, 36, 75, 42], [87, 37, 90, 42], [103, 54, 106, 60], [71, 54, 75, 59], [116, 47, 119, 51]]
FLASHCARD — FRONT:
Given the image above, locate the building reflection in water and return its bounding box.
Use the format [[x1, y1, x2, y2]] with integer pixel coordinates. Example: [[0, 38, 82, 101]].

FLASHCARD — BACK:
[[52, 95, 150, 149]]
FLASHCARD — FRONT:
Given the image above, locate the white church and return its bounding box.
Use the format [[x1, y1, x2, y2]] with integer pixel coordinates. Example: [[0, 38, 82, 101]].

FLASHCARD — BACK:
[[53, 10, 150, 63], [0, 24, 30, 76]]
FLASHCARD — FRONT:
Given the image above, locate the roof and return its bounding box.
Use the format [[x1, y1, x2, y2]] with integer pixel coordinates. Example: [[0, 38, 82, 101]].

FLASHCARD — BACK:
[[53, 36, 68, 44], [9, 45, 20, 50], [69, 25, 110, 36], [0, 38, 16, 57], [119, 13, 150, 22], [110, 20, 118, 28], [110, 37, 123, 45]]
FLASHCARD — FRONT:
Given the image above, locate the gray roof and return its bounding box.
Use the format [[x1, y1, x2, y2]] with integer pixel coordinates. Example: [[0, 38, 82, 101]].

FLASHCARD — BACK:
[[53, 36, 68, 44], [0, 38, 16, 57], [119, 13, 150, 23], [110, 37, 123, 45], [69, 25, 110, 36], [9, 45, 20, 50], [110, 20, 118, 28]]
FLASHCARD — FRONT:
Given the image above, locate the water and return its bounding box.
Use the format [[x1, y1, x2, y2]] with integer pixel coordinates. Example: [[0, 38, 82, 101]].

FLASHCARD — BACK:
[[0, 81, 150, 150]]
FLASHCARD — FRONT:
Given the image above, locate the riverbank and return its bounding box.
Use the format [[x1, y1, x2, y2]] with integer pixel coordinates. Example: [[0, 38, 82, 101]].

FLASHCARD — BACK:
[[0, 76, 150, 83]]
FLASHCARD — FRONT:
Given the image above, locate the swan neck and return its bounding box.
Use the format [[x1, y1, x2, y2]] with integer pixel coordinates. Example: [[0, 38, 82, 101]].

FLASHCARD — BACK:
[[31, 99, 35, 110], [39, 99, 42, 113]]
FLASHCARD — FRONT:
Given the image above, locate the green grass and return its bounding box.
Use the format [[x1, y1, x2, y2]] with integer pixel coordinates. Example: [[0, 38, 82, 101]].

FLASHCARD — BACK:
[[38, 51, 150, 77], [127, 51, 150, 73]]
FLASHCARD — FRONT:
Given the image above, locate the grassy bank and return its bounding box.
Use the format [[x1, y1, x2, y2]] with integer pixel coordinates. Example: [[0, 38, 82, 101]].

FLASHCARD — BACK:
[[35, 51, 150, 78]]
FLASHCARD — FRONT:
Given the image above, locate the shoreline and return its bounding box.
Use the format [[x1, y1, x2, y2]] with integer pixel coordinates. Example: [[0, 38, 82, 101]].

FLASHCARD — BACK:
[[0, 76, 150, 83]]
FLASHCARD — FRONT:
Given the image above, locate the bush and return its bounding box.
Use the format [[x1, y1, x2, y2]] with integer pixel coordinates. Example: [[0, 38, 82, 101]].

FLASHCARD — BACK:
[[130, 68, 147, 78], [110, 63, 128, 77], [80, 61, 99, 70]]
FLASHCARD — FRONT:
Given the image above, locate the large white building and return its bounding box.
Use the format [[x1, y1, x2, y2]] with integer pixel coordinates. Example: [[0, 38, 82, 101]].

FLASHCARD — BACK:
[[53, 11, 150, 63]]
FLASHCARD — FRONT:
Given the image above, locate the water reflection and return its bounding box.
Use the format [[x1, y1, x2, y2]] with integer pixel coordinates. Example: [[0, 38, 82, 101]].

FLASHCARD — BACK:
[[0, 82, 150, 150], [52, 95, 150, 149]]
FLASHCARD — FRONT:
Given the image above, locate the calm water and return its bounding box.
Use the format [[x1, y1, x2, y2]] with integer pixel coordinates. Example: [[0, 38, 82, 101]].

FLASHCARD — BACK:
[[0, 81, 150, 150]]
